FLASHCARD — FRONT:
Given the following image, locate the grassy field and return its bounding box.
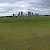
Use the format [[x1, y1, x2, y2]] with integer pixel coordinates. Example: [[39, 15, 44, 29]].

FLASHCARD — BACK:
[[0, 18, 50, 50]]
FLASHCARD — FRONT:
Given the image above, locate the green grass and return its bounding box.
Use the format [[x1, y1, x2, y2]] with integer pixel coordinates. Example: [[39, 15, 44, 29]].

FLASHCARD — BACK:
[[0, 18, 50, 50]]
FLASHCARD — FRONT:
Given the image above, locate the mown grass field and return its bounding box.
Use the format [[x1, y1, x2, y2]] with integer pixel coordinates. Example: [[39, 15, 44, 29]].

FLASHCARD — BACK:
[[0, 17, 50, 50]]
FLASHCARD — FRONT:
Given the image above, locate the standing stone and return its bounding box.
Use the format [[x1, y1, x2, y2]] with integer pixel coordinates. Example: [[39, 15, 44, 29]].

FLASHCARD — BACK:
[[13, 14, 16, 17], [32, 12, 34, 17], [17, 12, 20, 18], [35, 13, 39, 18], [28, 11, 31, 17], [21, 11, 23, 17]]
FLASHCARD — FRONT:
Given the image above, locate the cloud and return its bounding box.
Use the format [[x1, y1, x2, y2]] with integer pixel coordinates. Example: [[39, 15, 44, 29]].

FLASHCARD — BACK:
[[0, 0, 50, 16]]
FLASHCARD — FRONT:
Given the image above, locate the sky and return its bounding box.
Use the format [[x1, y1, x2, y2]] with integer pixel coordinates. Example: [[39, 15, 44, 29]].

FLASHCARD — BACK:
[[0, 0, 50, 16]]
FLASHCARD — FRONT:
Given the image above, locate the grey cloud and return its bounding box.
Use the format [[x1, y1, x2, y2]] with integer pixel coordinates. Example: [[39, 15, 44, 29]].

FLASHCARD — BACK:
[[40, 0, 50, 8], [0, 0, 50, 16], [0, 0, 16, 3]]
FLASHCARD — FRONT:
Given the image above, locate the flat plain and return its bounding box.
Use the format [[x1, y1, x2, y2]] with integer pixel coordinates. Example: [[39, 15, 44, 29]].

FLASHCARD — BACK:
[[0, 17, 50, 50]]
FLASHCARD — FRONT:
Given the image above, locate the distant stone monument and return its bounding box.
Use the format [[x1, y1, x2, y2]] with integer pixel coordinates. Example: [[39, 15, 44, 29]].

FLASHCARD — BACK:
[[28, 11, 31, 17], [35, 13, 39, 18], [17, 12, 20, 18], [13, 14, 16, 17], [31, 12, 34, 17], [21, 11, 23, 17]]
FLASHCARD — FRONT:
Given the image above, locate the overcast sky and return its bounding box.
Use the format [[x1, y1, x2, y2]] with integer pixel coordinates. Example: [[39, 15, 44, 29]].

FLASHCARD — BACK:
[[0, 0, 50, 16]]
